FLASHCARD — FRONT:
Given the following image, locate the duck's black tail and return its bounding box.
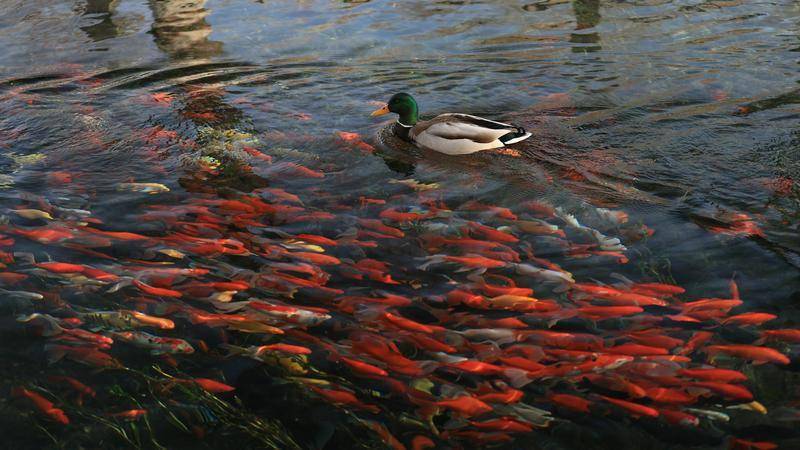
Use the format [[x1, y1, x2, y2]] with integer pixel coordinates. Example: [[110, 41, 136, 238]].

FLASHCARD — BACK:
[[500, 126, 532, 145]]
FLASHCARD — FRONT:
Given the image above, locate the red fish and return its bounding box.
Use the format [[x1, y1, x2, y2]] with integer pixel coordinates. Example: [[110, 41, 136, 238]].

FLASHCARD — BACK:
[[600, 395, 659, 418], [548, 393, 592, 413], [758, 329, 800, 344], [645, 388, 696, 404], [133, 279, 182, 298], [704, 345, 790, 365], [410, 435, 435, 450], [35, 262, 86, 273], [337, 356, 389, 377], [469, 418, 533, 433], [11, 387, 69, 424], [433, 395, 493, 418], [107, 409, 148, 421], [689, 382, 753, 401], [722, 312, 777, 326], [308, 385, 379, 413], [47, 375, 96, 400], [677, 368, 747, 383], [175, 378, 235, 393]]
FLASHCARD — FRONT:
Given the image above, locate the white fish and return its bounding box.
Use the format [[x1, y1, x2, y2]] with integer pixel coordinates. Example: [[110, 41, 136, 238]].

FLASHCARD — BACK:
[[117, 182, 170, 194], [514, 263, 575, 285]]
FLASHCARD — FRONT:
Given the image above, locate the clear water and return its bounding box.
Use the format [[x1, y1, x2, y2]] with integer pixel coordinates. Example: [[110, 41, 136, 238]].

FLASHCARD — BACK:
[[1, 1, 799, 449]]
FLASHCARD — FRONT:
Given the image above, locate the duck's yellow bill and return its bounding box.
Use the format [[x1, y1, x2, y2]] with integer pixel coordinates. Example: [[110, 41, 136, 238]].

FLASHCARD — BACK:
[[370, 104, 390, 117]]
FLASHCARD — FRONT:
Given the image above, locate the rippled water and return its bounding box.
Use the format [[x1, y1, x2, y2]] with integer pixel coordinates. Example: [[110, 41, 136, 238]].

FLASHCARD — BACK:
[[1, 1, 800, 449]]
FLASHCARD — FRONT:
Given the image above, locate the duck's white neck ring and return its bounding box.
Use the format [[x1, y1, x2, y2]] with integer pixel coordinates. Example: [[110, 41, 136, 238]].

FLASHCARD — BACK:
[[396, 121, 413, 128]]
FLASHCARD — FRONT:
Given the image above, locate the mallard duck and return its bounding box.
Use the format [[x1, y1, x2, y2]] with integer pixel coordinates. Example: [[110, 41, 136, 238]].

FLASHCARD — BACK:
[[370, 93, 531, 155]]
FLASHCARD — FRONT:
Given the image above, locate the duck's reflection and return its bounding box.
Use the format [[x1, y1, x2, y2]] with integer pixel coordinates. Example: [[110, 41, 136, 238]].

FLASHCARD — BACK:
[[80, 0, 121, 42], [148, 0, 223, 59], [570, 0, 601, 52]]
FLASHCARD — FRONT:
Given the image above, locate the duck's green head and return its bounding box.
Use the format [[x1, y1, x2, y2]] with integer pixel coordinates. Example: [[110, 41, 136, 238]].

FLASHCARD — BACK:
[[371, 93, 419, 125]]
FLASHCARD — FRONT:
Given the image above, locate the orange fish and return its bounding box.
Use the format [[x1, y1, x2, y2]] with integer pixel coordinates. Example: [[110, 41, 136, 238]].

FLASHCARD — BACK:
[[548, 393, 592, 413], [689, 381, 753, 401], [11, 387, 69, 424], [722, 312, 777, 326], [600, 395, 659, 418], [35, 262, 86, 273], [308, 385, 379, 413], [107, 409, 148, 421], [704, 344, 790, 365], [175, 378, 235, 393], [133, 279, 182, 298]]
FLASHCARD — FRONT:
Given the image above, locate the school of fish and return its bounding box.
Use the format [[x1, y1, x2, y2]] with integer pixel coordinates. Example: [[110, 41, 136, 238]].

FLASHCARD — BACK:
[[1, 119, 797, 450]]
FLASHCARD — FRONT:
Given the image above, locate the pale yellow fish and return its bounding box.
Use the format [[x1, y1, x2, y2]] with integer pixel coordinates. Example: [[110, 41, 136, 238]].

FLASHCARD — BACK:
[[14, 209, 54, 220], [389, 179, 440, 191], [288, 377, 330, 386], [117, 182, 170, 194], [488, 294, 539, 307], [727, 401, 767, 415], [158, 249, 186, 259], [226, 320, 284, 335], [284, 241, 325, 253]]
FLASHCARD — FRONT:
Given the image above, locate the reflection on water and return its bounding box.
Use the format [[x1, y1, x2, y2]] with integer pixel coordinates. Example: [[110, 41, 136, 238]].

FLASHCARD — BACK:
[[149, 0, 222, 59], [570, 0, 600, 52], [80, 0, 120, 42]]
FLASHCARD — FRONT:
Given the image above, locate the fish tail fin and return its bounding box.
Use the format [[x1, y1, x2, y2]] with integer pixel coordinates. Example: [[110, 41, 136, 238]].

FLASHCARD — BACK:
[[475, 341, 503, 361], [44, 344, 67, 365], [418, 255, 446, 271], [218, 344, 248, 357], [107, 277, 134, 293], [418, 360, 440, 376], [10, 386, 26, 398], [443, 331, 467, 348], [211, 301, 249, 313], [353, 304, 389, 322], [729, 278, 740, 300], [504, 368, 534, 388]]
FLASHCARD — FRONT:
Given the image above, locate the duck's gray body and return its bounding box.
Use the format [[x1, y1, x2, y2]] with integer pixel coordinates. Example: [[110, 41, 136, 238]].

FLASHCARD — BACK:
[[396, 113, 532, 155]]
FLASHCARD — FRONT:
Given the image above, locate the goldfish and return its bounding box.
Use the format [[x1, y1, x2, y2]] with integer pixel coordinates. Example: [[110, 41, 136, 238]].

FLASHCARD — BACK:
[[117, 182, 170, 194], [599, 395, 659, 418], [677, 368, 747, 383], [548, 393, 592, 413], [45, 344, 122, 369], [173, 378, 235, 393], [721, 312, 777, 326], [107, 409, 148, 421], [420, 254, 507, 271], [34, 261, 86, 273], [133, 279, 182, 298], [688, 381, 753, 401], [108, 330, 194, 355], [704, 344, 790, 365], [13, 209, 54, 220], [410, 435, 435, 450], [79, 309, 173, 330], [11, 387, 69, 425], [389, 178, 440, 191], [308, 385, 380, 413], [757, 329, 800, 344], [433, 395, 493, 418]]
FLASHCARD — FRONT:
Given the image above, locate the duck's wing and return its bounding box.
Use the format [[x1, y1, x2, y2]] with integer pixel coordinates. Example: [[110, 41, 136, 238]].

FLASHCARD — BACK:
[[414, 114, 512, 141], [410, 114, 531, 155]]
